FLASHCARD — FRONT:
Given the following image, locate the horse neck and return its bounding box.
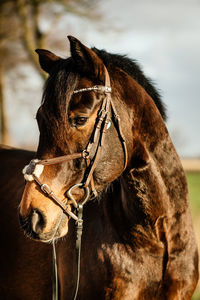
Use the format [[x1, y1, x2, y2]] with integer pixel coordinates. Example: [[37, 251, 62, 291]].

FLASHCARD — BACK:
[[101, 95, 187, 244], [99, 164, 166, 248], [98, 176, 149, 243]]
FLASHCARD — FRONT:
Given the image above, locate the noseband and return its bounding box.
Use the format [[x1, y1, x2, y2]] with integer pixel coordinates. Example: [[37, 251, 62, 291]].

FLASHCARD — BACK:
[[22, 67, 128, 300]]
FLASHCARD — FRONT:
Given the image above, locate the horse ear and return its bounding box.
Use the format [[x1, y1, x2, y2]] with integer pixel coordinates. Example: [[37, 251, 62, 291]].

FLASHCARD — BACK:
[[35, 49, 61, 74], [68, 35, 105, 82]]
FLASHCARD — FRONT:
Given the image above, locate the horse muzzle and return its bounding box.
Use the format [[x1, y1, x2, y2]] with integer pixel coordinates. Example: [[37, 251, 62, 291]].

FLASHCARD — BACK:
[[19, 207, 69, 242]]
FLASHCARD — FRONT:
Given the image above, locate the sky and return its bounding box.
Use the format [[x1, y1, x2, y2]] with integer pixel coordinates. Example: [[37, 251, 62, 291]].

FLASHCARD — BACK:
[[5, 0, 200, 157]]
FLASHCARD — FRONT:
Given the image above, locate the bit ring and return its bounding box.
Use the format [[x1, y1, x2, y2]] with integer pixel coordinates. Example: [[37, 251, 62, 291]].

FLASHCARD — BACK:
[[66, 183, 90, 208]]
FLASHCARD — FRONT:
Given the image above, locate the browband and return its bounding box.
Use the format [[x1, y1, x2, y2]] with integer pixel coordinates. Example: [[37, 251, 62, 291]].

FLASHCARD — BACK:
[[73, 85, 112, 94]]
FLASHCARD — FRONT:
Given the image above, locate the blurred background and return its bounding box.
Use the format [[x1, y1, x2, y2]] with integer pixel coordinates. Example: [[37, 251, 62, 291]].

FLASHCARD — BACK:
[[0, 0, 199, 298]]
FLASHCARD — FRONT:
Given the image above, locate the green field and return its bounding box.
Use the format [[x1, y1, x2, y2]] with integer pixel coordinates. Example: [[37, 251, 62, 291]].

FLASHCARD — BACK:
[[187, 172, 200, 216], [187, 172, 200, 300]]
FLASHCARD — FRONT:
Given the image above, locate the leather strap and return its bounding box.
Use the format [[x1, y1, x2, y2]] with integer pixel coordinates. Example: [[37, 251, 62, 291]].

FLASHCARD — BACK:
[[33, 175, 79, 221], [52, 240, 58, 300], [39, 152, 86, 166], [72, 204, 83, 300], [110, 101, 128, 170]]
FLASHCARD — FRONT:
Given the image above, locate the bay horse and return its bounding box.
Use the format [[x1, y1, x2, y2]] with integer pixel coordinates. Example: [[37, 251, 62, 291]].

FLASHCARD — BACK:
[[0, 146, 52, 299], [18, 36, 198, 299]]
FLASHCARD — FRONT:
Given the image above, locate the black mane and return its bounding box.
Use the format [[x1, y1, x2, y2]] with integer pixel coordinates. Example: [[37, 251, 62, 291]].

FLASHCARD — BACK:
[[92, 48, 167, 121]]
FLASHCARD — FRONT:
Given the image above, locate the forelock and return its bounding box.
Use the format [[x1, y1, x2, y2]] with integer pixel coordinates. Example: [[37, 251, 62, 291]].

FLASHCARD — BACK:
[[41, 58, 79, 118]]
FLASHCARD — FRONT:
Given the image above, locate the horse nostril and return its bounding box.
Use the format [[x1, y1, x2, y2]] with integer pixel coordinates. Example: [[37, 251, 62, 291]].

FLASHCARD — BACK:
[[31, 209, 45, 234]]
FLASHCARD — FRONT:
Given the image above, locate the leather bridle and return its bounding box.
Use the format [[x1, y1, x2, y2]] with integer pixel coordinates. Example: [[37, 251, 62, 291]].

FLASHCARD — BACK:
[[22, 67, 128, 299]]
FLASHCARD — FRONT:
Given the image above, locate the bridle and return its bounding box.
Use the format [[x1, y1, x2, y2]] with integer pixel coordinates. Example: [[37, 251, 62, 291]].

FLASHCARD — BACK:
[[23, 67, 128, 222], [22, 66, 128, 299]]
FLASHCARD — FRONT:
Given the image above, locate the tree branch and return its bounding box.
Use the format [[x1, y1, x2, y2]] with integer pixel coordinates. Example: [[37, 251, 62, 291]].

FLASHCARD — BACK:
[[15, 0, 47, 80], [0, 63, 9, 144]]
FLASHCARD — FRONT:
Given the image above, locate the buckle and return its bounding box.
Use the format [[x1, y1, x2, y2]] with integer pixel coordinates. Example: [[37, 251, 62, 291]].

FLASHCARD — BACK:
[[82, 150, 90, 159], [104, 86, 112, 93], [41, 184, 51, 195]]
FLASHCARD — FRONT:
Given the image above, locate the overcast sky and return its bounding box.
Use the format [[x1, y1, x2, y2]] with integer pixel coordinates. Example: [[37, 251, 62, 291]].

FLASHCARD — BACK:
[[6, 0, 200, 157], [87, 0, 200, 157]]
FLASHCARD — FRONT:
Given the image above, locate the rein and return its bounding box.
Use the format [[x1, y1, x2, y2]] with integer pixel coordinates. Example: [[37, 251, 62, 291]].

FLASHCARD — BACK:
[[23, 67, 128, 299]]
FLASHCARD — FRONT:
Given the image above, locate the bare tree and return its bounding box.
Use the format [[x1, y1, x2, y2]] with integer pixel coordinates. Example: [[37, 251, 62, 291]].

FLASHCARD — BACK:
[[15, 0, 101, 79], [0, 1, 21, 143], [0, 0, 101, 144]]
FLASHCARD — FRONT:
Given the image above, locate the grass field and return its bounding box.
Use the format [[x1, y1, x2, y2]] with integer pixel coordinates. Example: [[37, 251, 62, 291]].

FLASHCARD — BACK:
[[186, 172, 200, 300], [187, 172, 200, 216]]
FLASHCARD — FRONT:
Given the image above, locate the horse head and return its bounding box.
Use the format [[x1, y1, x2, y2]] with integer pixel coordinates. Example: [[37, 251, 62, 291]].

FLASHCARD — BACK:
[[19, 36, 139, 242]]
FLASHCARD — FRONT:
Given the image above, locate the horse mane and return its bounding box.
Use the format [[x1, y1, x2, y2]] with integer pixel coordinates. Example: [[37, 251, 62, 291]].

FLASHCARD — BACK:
[[92, 48, 167, 121], [42, 47, 167, 121]]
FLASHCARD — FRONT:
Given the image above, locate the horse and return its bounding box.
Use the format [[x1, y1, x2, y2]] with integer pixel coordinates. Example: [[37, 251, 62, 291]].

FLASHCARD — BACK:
[[18, 36, 198, 299], [0, 146, 52, 299]]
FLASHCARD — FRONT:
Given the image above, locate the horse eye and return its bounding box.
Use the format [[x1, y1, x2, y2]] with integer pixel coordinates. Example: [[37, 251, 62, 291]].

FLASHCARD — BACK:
[[74, 116, 88, 127]]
